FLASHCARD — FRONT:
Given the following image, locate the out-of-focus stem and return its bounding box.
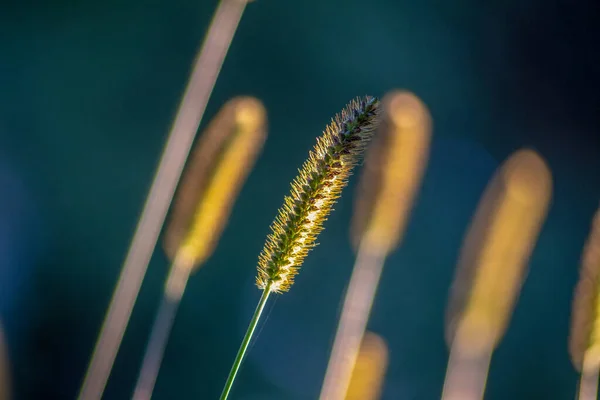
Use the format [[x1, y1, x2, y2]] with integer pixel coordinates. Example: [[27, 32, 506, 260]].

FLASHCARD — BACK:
[[132, 254, 192, 400], [78, 1, 250, 399], [0, 324, 10, 400], [578, 353, 600, 400], [319, 242, 386, 400], [441, 341, 492, 400]]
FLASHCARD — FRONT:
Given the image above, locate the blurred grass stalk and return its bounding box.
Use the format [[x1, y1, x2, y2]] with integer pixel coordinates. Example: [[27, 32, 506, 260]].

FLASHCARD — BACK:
[[132, 97, 267, 400], [78, 1, 253, 399], [345, 332, 389, 400], [0, 324, 10, 400], [442, 149, 552, 400], [569, 206, 600, 400], [319, 91, 431, 400], [578, 359, 600, 400]]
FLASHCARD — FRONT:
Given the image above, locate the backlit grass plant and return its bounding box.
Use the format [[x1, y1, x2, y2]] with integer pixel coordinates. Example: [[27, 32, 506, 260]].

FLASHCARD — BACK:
[[219, 96, 381, 400]]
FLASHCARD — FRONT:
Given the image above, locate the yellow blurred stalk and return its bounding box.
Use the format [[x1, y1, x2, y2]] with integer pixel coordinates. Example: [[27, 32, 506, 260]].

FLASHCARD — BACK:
[[442, 149, 552, 400], [132, 97, 267, 400], [569, 206, 600, 400], [345, 332, 388, 400], [78, 1, 253, 398], [320, 91, 431, 400]]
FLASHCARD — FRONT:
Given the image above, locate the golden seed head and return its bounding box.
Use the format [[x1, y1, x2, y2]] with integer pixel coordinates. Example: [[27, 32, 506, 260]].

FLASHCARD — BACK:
[[445, 149, 552, 355], [351, 90, 431, 255], [569, 206, 600, 372], [345, 332, 389, 400], [164, 96, 267, 271], [256, 96, 381, 293]]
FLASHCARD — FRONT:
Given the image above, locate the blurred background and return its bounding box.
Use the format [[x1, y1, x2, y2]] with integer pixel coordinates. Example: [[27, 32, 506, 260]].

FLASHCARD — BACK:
[[0, 0, 599, 398]]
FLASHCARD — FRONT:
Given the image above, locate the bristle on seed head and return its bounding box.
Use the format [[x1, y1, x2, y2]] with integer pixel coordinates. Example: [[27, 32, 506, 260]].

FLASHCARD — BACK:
[[256, 96, 381, 293]]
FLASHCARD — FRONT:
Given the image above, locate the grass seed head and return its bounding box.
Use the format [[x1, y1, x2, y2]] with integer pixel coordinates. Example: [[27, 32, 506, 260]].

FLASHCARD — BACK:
[[256, 96, 381, 293]]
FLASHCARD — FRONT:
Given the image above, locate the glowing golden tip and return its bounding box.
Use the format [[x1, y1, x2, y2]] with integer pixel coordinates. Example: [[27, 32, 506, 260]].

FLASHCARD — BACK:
[[569, 207, 600, 372], [234, 97, 265, 130], [351, 90, 431, 255], [345, 332, 389, 400], [501, 149, 552, 203], [163, 96, 267, 271], [388, 91, 428, 128], [445, 149, 552, 356]]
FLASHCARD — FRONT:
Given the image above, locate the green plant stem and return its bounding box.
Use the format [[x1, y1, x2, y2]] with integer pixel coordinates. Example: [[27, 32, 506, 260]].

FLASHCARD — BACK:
[[219, 283, 272, 400]]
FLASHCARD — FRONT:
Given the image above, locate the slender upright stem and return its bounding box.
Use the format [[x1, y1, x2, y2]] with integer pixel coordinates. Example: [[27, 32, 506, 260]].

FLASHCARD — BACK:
[[132, 256, 192, 400], [78, 1, 250, 399], [0, 324, 10, 400], [220, 284, 272, 400], [441, 341, 492, 400], [578, 353, 600, 400], [319, 241, 386, 400]]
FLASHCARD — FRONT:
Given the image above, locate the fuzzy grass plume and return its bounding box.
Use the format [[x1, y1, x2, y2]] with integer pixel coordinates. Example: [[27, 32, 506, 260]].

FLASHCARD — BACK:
[[220, 96, 380, 400], [256, 96, 381, 293], [569, 206, 600, 400]]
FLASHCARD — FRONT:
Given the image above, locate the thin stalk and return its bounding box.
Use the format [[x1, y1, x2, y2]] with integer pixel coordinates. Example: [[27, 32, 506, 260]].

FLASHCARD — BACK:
[[319, 241, 386, 400], [78, 1, 250, 399], [441, 341, 492, 400], [0, 324, 10, 400], [132, 255, 192, 400], [578, 353, 600, 400], [220, 283, 272, 400]]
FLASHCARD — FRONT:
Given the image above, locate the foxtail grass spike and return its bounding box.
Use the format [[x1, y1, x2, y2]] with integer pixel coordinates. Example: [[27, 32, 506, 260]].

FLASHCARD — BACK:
[[345, 332, 389, 400], [78, 1, 253, 398], [132, 96, 267, 400], [256, 96, 381, 293], [351, 90, 431, 256], [320, 90, 431, 400], [219, 96, 380, 400], [442, 149, 552, 400], [569, 206, 600, 400]]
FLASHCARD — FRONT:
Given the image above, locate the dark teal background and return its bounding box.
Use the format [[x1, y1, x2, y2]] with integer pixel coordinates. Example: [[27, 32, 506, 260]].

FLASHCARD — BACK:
[[0, 0, 599, 399]]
